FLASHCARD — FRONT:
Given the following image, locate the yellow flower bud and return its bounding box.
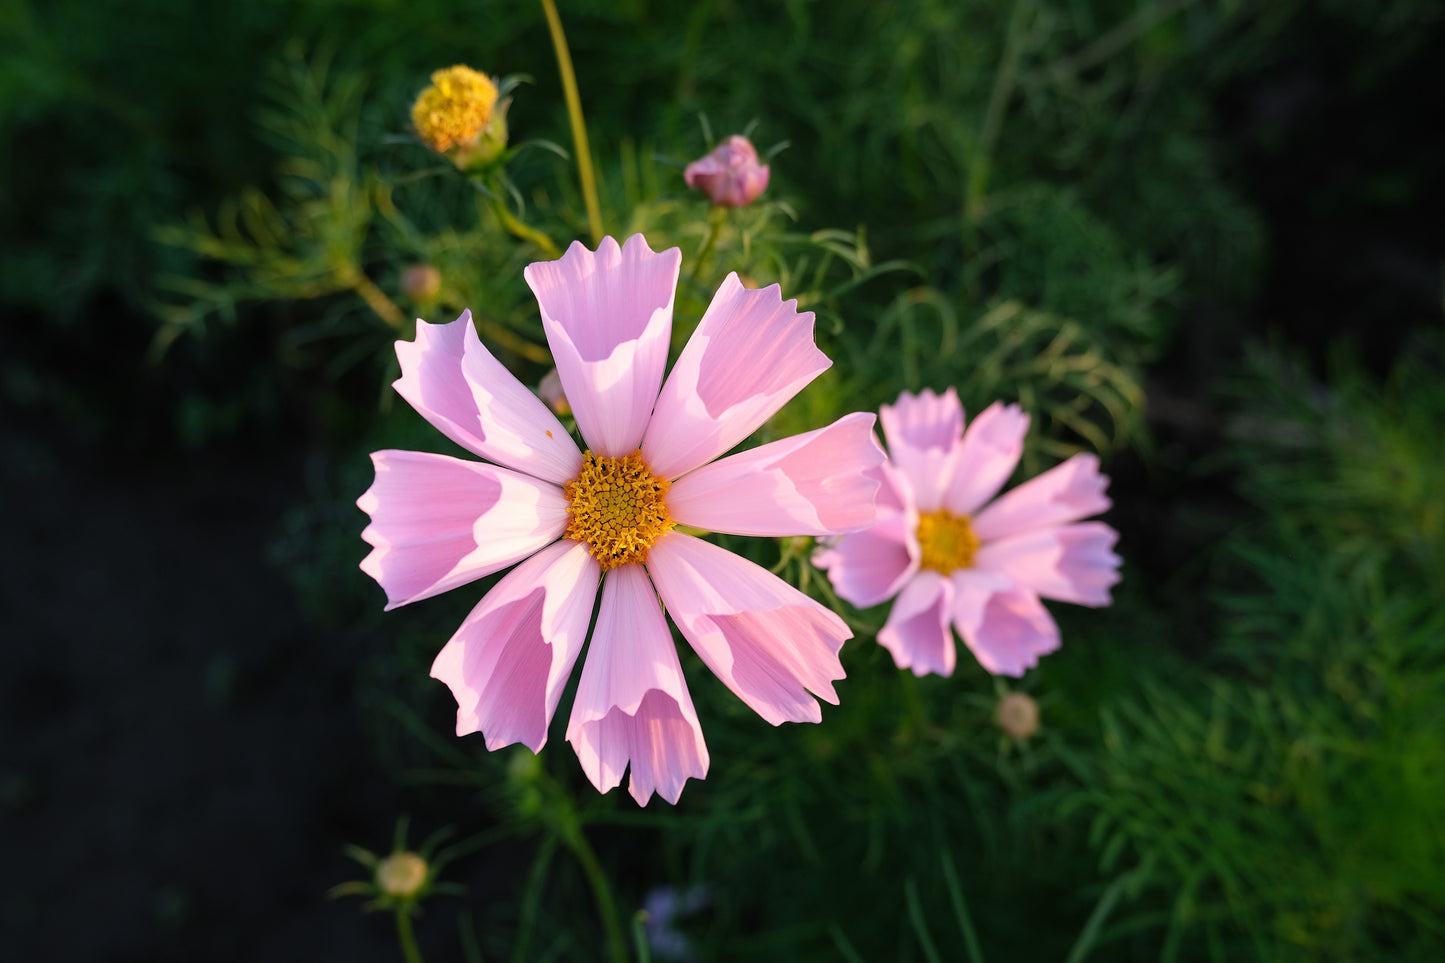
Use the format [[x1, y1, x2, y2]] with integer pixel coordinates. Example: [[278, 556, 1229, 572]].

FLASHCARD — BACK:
[[410, 66, 508, 170]]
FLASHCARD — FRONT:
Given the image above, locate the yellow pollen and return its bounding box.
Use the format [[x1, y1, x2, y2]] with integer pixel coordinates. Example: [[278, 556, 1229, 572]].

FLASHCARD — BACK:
[[916, 509, 979, 573], [410, 65, 498, 152], [564, 451, 674, 570]]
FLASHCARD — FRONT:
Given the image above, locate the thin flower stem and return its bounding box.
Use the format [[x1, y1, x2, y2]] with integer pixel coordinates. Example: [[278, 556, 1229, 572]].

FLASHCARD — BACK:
[[395, 907, 425, 963], [560, 819, 630, 963], [483, 180, 562, 258], [540, 0, 603, 245], [338, 261, 408, 330], [688, 206, 728, 288]]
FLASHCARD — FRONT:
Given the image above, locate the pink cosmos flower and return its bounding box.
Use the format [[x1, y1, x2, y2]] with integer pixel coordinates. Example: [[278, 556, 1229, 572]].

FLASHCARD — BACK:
[[358, 234, 882, 804], [814, 388, 1121, 678], [684, 135, 770, 207]]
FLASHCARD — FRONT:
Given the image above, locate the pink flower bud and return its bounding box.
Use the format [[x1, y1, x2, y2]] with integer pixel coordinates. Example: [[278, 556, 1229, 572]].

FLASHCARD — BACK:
[[684, 135, 770, 207], [537, 367, 570, 416], [400, 264, 442, 302]]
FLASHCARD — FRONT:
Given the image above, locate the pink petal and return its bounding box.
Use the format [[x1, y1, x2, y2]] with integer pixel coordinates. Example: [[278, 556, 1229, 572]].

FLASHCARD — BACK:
[[871, 454, 912, 516], [667, 413, 883, 537], [524, 235, 680, 456], [879, 388, 964, 511], [975, 521, 1121, 606], [813, 513, 920, 609], [357, 450, 568, 609], [430, 540, 600, 751], [646, 533, 849, 725], [880, 387, 964, 452], [877, 572, 957, 677], [944, 402, 1030, 516], [394, 311, 582, 485], [641, 274, 830, 479], [971, 453, 1112, 541], [951, 572, 1060, 677], [566, 565, 709, 805]]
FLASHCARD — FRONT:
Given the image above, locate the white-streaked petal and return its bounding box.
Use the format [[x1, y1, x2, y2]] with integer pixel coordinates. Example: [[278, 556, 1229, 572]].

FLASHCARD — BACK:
[[877, 571, 957, 677], [879, 387, 964, 454], [393, 311, 581, 483], [944, 402, 1030, 516], [430, 540, 600, 751], [975, 521, 1121, 606], [971, 453, 1112, 541], [642, 274, 830, 479], [358, 450, 568, 609], [879, 388, 966, 511], [524, 235, 680, 456], [813, 511, 920, 609], [566, 565, 709, 805], [950, 571, 1060, 677], [668, 413, 883, 536], [647, 533, 848, 725]]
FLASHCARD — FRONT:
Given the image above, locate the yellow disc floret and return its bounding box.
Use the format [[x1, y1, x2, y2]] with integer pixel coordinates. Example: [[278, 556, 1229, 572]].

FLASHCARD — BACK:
[[564, 451, 675, 570], [411, 65, 498, 153], [916, 509, 980, 573]]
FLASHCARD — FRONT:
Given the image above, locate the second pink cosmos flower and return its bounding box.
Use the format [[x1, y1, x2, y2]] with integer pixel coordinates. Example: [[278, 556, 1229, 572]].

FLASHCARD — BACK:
[[815, 388, 1121, 678], [358, 234, 883, 804]]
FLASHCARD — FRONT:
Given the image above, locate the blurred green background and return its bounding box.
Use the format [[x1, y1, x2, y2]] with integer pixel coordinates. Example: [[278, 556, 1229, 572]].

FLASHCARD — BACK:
[[2, 0, 1442, 960]]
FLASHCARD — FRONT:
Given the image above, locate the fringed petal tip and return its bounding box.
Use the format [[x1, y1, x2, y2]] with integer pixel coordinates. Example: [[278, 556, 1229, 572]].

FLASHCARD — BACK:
[[974, 521, 1121, 608], [525, 235, 681, 456], [946, 401, 1031, 516], [973, 452, 1112, 541], [642, 274, 830, 478], [880, 387, 964, 455], [648, 534, 848, 726], [877, 572, 956, 677], [568, 690, 711, 805], [429, 540, 600, 753], [565, 565, 709, 805], [953, 577, 1061, 678]]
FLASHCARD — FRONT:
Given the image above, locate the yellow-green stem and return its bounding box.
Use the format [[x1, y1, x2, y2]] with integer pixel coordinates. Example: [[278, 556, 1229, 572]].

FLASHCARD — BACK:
[[541, 0, 603, 245], [561, 820, 630, 963], [485, 184, 562, 258], [688, 206, 728, 288], [395, 907, 424, 963], [339, 262, 407, 330]]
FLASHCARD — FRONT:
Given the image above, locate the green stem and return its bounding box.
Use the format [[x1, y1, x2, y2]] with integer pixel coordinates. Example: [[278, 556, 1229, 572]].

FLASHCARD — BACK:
[[966, 0, 1031, 224], [540, 0, 604, 245], [688, 206, 728, 288], [337, 261, 407, 330], [395, 907, 424, 963], [482, 179, 562, 258], [560, 820, 630, 963]]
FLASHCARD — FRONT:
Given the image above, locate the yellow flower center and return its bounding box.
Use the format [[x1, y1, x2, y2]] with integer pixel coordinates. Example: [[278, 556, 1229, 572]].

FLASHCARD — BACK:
[[564, 451, 675, 570], [916, 509, 979, 573], [410, 65, 498, 152]]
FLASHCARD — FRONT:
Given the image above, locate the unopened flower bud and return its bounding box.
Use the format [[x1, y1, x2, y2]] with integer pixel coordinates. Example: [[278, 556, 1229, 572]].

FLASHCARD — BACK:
[[411, 65, 510, 171], [995, 691, 1040, 739], [538, 367, 570, 416], [375, 851, 429, 899], [684, 135, 770, 207], [400, 264, 442, 302]]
